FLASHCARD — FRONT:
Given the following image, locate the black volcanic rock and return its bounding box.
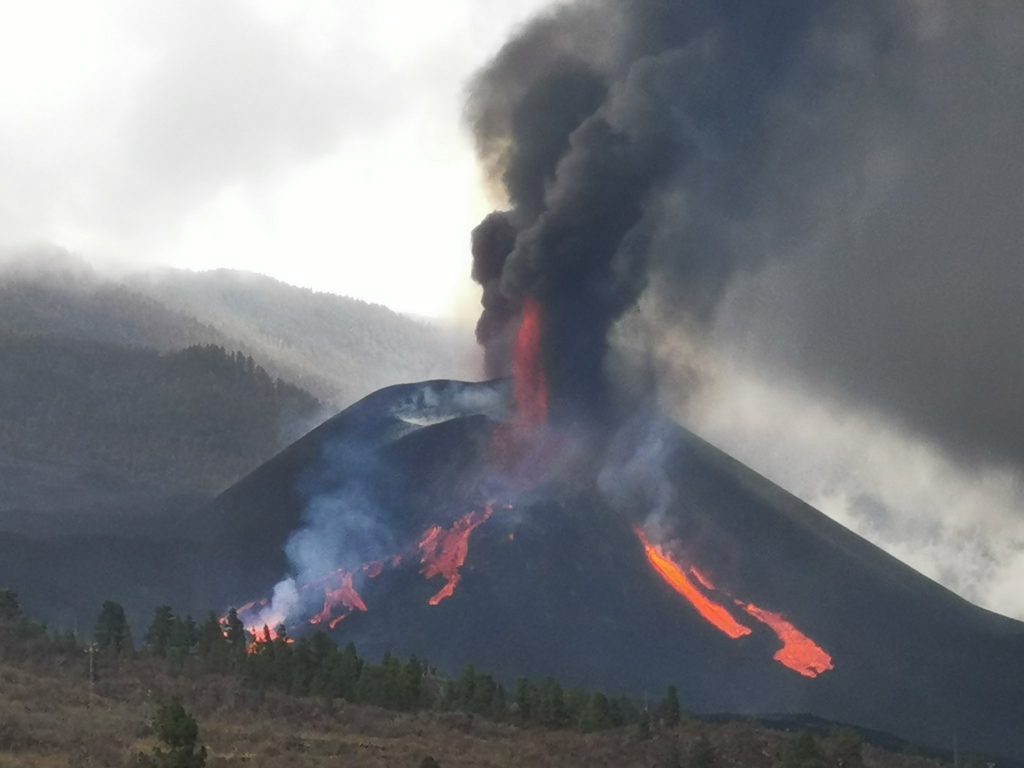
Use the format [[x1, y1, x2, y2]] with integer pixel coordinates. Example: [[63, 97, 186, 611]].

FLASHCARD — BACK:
[[190, 378, 1024, 761]]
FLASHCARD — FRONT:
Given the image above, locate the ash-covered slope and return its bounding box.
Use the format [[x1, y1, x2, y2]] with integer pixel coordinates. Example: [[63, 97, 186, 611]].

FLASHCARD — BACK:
[[199, 379, 1024, 761]]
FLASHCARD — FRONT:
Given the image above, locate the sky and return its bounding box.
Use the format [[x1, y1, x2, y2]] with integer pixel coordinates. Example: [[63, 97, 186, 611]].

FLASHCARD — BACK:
[[0, 0, 552, 318]]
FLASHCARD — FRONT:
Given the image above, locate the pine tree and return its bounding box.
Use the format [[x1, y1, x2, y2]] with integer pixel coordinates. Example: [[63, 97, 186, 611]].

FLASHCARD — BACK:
[[196, 613, 228, 670], [145, 606, 175, 658], [582, 691, 614, 732], [168, 615, 198, 657], [94, 601, 133, 655], [514, 678, 535, 723], [222, 608, 247, 661], [537, 679, 567, 728], [659, 684, 682, 727], [137, 702, 207, 768]]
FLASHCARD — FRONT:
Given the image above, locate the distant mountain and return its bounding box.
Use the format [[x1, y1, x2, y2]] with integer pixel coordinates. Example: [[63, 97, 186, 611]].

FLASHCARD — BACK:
[[0, 267, 228, 352], [127, 267, 476, 407], [0, 252, 476, 410]]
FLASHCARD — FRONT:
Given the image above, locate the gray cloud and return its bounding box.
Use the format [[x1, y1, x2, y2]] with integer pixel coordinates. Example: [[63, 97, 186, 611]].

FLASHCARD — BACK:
[[104, 0, 392, 241], [693, 0, 1024, 473]]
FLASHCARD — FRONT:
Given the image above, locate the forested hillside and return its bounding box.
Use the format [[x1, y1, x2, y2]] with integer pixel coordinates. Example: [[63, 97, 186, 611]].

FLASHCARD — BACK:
[[129, 267, 475, 407], [0, 249, 475, 540], [0, 337, 321, 491], [0, 270, 227, 352]]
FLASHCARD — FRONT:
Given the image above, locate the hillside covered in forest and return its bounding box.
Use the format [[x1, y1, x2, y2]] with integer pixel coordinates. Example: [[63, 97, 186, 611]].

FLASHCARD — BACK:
[[0, 249, 474, 540]]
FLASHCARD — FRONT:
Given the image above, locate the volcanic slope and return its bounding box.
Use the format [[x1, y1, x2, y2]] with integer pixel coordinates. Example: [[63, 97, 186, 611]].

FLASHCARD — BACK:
[[198, 379, 1024, 762]]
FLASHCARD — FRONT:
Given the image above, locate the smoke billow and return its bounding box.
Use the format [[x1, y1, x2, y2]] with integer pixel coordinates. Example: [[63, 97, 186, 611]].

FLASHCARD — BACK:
[[468, 1, 1024, 614], [468, 0, 1024, 476]]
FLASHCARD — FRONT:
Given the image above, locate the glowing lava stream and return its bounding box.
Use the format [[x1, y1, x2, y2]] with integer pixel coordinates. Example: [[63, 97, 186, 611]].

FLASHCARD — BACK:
[[420, 505, 495, 605], [635, 529, 752, 640], [309, 570, 368, 630], [635, 528, 835, 677], [741, 603, 834, 678]]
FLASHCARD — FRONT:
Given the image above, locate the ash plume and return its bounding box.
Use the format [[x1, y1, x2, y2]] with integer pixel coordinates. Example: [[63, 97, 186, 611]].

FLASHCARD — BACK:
[[467, 0, 1024, 472]]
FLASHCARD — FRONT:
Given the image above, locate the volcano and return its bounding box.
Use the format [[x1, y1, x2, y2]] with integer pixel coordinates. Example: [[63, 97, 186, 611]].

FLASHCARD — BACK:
[[194, 377, 1024, 761]]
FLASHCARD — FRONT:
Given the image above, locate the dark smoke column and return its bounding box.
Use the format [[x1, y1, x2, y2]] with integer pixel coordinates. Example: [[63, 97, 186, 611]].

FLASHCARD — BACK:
[[466, 0, 827, 423]]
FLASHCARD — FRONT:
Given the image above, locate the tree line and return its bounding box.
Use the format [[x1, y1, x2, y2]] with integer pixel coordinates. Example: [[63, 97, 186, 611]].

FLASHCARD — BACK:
[[2, 589, 681, 734], [0, 588, 877, 768]]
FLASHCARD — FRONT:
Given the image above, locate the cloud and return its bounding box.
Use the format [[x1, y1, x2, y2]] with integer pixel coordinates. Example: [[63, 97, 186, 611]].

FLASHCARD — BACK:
[[0, 0, 553, 315], [0, 0, 397, 250]]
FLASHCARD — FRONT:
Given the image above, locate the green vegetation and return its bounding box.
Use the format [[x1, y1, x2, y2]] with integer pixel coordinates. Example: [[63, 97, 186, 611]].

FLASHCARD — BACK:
[[136, 703, 207, 768], [139, 602, 642, 733], [0, 337, 321, 490], [0, 591, 955, 768], [784, 730, 827, 768], [95, 600, 134, 655], [660, 684, 682, 727]]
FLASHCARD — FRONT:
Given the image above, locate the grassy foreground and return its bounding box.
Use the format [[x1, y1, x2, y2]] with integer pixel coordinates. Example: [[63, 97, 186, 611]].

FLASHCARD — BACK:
[[0, 651, 953, 768]]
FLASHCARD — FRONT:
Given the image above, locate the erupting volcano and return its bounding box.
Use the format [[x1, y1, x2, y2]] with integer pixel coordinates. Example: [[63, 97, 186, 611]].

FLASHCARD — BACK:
[[195, 296, 1024, 762]]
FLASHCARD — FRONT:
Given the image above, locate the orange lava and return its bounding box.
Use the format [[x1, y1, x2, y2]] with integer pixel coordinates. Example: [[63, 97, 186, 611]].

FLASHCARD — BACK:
[[248, 624, 294, 653], [742, 603, 834, 678], [419, 506, 494, 605], [513, 297, 549, 428], [636, 529, 752, 640], [309, 570, 368, 628], [689, 566, 717, 591]]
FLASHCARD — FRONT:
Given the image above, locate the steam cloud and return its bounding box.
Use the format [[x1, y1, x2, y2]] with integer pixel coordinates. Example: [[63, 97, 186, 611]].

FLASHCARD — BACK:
[[468, 1, 1024, 615]]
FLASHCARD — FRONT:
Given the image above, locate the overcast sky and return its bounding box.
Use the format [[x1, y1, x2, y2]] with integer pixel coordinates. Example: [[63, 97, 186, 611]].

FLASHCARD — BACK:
[[0, 0, 552, 317]]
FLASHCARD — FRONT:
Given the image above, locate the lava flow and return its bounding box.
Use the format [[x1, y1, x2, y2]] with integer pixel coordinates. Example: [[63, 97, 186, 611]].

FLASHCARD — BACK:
[[420, 505, 494, 605], [309, 569, 368, 630], [742, 603, 835, 678], [635, 527, 835, 678], [635, 528, 752, 640]]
